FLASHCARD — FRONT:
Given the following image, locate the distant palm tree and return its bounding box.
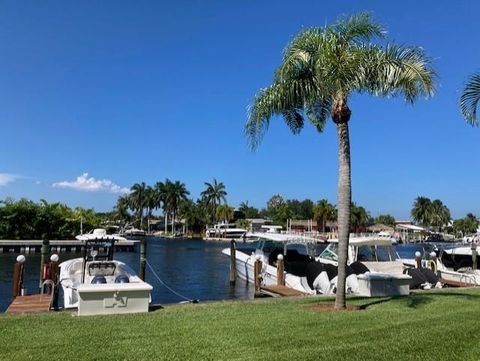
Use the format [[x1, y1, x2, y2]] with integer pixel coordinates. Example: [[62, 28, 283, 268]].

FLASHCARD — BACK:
[[201, 179, 227, 223], [216, 204, 234, 223], [313, 199, 336, 233], [460, 73, 480, 125], [167, 181, 190, 234], [411, 196, 433, 229], [245, 12, 435, 309], [130, 182, 148, 229], [350, 203, 371, 233], [153, 180, 171, 233], [430, 199, 451, 232]]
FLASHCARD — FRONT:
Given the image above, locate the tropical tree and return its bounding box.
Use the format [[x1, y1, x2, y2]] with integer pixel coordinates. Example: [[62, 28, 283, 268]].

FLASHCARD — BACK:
[[453, 213, 479, 237], [154, 180, 170, 233], [216, 204, 234, 224], [245, 12, 435, 309], [167, 180, 190, 234], [460, 73, 480, 124], [238, 201, 260, 219], [411, 196, 433, 229], [430, 199, 451, 231], [374, 214, 396, 227], [350, 203, 372, 232], [129, 182, 148, 229], [201, 179, 227, 223], [313, 199, 336, 232]]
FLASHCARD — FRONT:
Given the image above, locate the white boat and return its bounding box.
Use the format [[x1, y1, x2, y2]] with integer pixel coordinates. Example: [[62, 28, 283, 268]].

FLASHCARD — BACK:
[[59, 229, 152, 316], [435, 245, 480, 286], [206, 222, 247, 239], [223, 232, 411, 297]]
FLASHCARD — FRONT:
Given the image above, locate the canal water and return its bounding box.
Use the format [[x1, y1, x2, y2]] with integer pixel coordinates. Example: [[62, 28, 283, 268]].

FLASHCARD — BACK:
[[0, 237, 254, 312], [0, 239, 433, 313]]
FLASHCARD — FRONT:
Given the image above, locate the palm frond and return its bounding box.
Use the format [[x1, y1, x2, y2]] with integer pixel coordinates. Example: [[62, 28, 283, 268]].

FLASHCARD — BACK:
[[354, 44, 436, 102], [460, 73, 480, 126], [333, 12, 385, 43], [305, 98, 332, 132], [245, 78, 319, 149]]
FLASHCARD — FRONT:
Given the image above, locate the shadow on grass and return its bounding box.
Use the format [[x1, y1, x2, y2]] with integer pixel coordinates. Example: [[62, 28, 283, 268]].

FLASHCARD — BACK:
[[358, 289, 480, 310]]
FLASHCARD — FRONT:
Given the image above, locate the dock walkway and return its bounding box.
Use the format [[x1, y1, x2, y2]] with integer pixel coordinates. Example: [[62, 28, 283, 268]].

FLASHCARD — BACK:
[[258, 285, 308, 298], [6, 294, 53, 314], [0, 239, 138, 253]]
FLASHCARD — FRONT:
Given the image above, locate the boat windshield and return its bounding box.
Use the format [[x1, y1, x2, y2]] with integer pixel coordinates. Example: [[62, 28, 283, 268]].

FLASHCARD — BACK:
[[319, 243, 338, 262], [356, 245, 398, 262]]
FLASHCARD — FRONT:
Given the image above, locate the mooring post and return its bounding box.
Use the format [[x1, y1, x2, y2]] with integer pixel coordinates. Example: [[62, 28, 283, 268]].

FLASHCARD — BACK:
[[472, 243, 477, 271], [49, 254, 60, 306], [415, 251, 422, 269], [254, 255, 262, 293], [229, 239, 236, 285], [139, 238, 147, 281], [12, 255, 26, 299], [39, 238, 50, 290], [276, 254, 285, 286], [429, 251, 438, 273]]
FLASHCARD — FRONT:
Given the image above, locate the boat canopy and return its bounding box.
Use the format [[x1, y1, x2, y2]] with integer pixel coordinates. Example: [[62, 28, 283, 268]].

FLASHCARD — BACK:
[[248, 232, 321, 244], [328, 234, 395, 246]]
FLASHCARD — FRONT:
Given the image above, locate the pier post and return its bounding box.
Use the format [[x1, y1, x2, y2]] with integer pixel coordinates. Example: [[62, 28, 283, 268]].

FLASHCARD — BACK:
[[139, 238, 147, 281], [472, 243, 477, 271], [254, 255, 262, 293], [39, 238, 50, 290], [229, 239, 236, 285], [415, 251, 422, 269], [276, 254, 285, 286], [12, 255, 26, 299], [50, 254, 60, 308]]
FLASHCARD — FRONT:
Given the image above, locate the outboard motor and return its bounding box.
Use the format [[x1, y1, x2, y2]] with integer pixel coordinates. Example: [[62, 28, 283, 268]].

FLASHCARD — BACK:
[[305, 262, 330, 294], [115, 275, 130, 283], [91, 275, 107, 284]]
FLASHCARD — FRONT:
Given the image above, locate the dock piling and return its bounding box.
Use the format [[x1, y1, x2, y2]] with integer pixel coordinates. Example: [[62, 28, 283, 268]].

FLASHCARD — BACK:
[[39, 238, 50, 290], [139, 238, 147, 281], [12, 255, 26, 299], [472, 243, 477, 271], [229, 239, 236, 285], [415, 251, 422, 269], [254, 255, 262, 293], [276, 254, 285, 286]]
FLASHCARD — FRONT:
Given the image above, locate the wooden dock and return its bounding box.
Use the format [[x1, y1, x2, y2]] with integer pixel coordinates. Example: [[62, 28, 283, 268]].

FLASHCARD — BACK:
[[258, 285, 308, 298], [0, 239, 138, 253], [6, 294, 53, 315]]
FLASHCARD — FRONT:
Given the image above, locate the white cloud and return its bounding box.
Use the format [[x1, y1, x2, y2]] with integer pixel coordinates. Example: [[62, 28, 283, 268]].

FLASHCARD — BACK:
[[0, 173, 19, 186], [52, 173, 130, 194]]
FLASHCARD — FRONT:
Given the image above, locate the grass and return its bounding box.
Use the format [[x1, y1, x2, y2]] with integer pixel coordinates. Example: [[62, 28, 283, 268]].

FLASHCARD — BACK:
[[1, 289, 480, 361]]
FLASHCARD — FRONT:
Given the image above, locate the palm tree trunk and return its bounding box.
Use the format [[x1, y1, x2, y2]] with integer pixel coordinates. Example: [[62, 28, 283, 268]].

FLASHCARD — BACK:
[[334, 117, 352, 310], [164, 211, 168, 235]]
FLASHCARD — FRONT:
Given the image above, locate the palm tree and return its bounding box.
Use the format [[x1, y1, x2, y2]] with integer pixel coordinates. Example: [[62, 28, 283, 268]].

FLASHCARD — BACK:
[[411, 196, 433, 229], [200, 179, 227, 224], [430, 199, 451, 232], [216, 204, 234, 223], [245, 12, 435, 309], [350, 203, 371, 233], [313, 199, 336, 233], [167, 181, 190, 234], [153, 180, 170, 234], [129, 182, 148, 229], [460, 73, 480, 125]]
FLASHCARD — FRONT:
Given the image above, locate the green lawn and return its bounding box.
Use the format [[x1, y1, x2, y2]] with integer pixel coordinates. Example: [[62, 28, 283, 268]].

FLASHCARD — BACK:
[[1, 289, 480, 361]]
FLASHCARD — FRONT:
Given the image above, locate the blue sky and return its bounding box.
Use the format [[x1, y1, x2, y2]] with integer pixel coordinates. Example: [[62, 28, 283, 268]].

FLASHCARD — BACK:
[[1, 0, 479, 219]]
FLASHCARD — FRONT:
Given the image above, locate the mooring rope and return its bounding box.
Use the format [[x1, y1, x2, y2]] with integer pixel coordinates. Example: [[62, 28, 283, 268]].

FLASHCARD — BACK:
[[145, 259, 198, 303]]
